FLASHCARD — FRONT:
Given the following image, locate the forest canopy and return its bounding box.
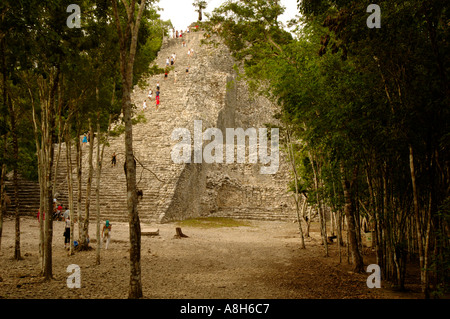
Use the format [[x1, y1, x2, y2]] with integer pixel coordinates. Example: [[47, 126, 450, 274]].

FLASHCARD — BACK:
[[203, 0, 450, 298]]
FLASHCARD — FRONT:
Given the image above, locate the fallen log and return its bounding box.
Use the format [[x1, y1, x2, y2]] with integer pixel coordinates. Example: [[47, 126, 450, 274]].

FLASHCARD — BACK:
[[142, 228, 160, 236]]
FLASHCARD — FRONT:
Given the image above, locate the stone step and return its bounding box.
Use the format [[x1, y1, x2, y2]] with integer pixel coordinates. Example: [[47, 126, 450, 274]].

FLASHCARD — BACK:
[[8, 31, 297, 223]]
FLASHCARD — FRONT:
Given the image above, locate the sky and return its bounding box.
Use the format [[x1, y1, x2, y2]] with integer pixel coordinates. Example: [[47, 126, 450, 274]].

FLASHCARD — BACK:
[[157, 0, 300, 31]]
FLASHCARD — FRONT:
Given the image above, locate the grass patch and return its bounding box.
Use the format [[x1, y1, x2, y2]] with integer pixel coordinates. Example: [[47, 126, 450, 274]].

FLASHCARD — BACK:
[[176, 217, 252, 228]]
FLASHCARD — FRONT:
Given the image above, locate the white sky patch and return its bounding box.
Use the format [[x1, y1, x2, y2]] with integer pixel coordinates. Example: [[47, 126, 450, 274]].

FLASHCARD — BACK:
[[157, 0, 300, 31]]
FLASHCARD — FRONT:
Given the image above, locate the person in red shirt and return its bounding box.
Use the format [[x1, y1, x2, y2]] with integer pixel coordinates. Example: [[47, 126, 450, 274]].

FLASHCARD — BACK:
[[57, 205, 63, 220]]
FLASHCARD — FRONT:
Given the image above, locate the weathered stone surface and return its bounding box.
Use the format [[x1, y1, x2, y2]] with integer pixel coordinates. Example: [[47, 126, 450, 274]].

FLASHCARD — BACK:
[[47, 31, 298, 223]]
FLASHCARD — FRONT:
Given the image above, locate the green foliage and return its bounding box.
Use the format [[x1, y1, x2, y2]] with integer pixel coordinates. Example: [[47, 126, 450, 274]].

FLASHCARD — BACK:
[[0, 0, 167, 180], [205, 0, 450, 294], [110, 113, 147, 138]]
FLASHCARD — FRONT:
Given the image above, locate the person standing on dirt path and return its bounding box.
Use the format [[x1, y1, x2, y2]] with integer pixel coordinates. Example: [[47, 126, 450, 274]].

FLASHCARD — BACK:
[[64, 216, 71, 250], [156, 81, 160, 92], [102, 220, 112, 250]]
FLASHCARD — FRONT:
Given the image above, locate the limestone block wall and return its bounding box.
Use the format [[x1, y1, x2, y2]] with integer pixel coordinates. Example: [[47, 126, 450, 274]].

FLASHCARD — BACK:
[[161, 35, 296, 222]]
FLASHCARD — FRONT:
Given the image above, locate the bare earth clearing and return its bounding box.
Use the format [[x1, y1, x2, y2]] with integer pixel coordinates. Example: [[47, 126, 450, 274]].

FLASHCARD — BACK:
[[0, 216, 422, 299]]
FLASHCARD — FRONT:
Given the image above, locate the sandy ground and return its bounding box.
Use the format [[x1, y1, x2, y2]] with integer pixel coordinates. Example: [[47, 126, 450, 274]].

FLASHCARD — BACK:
[[0, 216, 423, 299]]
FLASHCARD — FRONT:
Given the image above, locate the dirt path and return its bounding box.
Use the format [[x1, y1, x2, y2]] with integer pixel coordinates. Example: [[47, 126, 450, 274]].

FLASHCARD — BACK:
[[0, 216, 421, 299]]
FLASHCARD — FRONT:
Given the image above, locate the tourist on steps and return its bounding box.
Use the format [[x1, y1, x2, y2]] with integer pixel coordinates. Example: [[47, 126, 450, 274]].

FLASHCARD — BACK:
[[111, 152, 117, 167], [148, 89, 153, 101], [63, 208, 70, 221]]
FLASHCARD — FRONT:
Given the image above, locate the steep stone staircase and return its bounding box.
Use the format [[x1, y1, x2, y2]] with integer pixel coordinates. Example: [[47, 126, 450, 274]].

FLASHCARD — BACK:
[[52, 31, 212, 223], [4, 174, 40, 217], [6, 30, 297, 224]]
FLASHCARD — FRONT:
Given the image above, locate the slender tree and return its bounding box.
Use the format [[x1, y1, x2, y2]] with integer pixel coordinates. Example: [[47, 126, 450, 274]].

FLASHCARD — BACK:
[[111, 0, 149, 299]]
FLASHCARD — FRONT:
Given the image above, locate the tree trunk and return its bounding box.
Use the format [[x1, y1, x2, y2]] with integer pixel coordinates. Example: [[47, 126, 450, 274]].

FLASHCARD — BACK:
[[52, 84, 64, 199], [95, 116, 101, 264], [304, 206, 311, 237], [12, 120, 20, 261], [111, 0, 147, 299], [0, 160, 5, 252], [38, 148, 45, 272], [31, 90, 45, 271], [81, 119, 94, 249], [337, 211, 342, 264], [340, 163, 364, 273], [43, 134, 54, 280], [299, 196, 308, 238], [42, 69, 59, 281], [124, 85, 142, 298], [7, 96, 21, 260], [95, 110, 112, 264], [65, 125, 75, 255], [76, 123, 82, 240], [286, 129, 305, 248], [409, 145, 428, 295], [309, 151, 328, 256], [0, 33, 7, 254]]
